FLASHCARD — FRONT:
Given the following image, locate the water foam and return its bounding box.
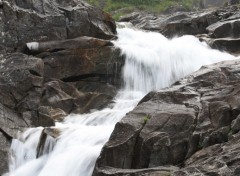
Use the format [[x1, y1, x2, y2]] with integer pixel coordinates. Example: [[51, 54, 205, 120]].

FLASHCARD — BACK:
[[6, 27, 235, 176]]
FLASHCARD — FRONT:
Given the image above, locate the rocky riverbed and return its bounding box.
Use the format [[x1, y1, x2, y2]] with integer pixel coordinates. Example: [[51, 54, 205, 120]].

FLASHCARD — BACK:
[[0, 0, 240, 175]]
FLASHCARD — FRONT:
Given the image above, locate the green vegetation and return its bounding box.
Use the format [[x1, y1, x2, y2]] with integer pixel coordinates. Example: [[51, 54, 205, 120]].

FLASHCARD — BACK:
[[143, 114, 151, 124], [198, 141, 203, 149], [85, 0, 201, 20]]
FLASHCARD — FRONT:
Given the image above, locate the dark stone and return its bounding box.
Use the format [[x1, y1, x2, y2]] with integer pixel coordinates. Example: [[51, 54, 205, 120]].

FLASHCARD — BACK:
[[209, 101, 232, 128], [231, 115, 240, 134], [41, 79, 114, 114], [0, 53, 47, 126], [41, 80, 78, 114], [229, 0, 240, 5], [94, 59, 240, 175], [174, 132, 240, 175], [209, 38, 240, 54], [73, 92, 113, 114], [0, 131, 10, 175], [74, 81, 117, 98], [0, 0, 116, 48], [0, 102, 29, 175], [207, 19, 240, 38], [31, 37, 123, 86], [120, 9, 222, 38]]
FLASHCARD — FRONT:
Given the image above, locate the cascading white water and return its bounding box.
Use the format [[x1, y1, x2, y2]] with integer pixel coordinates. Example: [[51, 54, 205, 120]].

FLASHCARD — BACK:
[[6, 27, 236, 176]]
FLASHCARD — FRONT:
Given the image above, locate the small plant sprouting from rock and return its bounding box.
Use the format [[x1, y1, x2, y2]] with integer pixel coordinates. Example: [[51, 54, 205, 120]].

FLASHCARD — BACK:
[[143, 114, 151, 124], [198, 141, 203, 149], [228, 129, 233, 138]]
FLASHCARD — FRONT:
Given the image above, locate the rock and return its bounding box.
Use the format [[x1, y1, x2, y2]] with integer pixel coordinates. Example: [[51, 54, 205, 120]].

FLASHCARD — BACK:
[[0, 53, 53, 174], [0, 0, 116, 48], [38, 106, 67, 122], [0, 102, 29, 175], [0, 131, 10, 175], [0, 52, 49, 126], [119, 6, 239, 55], [229, 0, 240, 5], [41, 79, 114, 114], [173, 132, 240, 175], [209, 101, 232, 128], [44, 127, 61, 138], [95, 91, 198, 171], [74, 81, 117, 98], [31, 37, 123, 86], [120, 9, 220, 38], [0, 103, 28, 138], [134, 103, 197, 168], [41, 80, 81, 114], [94, 59, 240, 175], [26, 36, 113, 53], [93, 166, 179, 176], [231, 115, 240, 134], [36, 128, 57, 158], [203, 10, 240, 54], [207, 19, 240, 38], [208, 37, 240, 54], [73, 92, 113, 114]]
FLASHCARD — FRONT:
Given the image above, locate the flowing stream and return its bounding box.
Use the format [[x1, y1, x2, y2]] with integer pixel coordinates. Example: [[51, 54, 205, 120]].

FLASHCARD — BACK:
[[6, 27, 236, 176]]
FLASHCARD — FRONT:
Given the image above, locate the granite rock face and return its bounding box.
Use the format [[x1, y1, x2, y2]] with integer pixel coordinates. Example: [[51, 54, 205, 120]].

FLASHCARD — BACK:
[[0, 53, 46, 125], [0, 0, 116, 48], [173, 133, 240, 175], [1, 0, 240, 175], [28, 37, 123, 85], [0, 1, 121, 174], [0, 102, 29, 174], [94, 59, 240, 176]]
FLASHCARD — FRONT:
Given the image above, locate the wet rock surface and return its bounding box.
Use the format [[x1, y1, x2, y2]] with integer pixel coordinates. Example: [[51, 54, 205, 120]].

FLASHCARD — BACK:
[[0, 0, 121, 174], [94, 59, 240, 175], [0, 101, 30, 174], [0, 0, 240, 175]]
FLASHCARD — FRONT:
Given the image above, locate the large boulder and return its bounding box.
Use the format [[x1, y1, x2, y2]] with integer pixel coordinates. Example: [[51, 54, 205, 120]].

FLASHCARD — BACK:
[[0, 103, 29, 175], [208, 37, 240, 55], [26, 36, 124, 86], [204, 10, 240, 54], [0, 52, 50, 126], [207, 18, 240, 38], [41, 79, 114, 115], [0, 0, 116, 48], [94, 59, 240, 175]]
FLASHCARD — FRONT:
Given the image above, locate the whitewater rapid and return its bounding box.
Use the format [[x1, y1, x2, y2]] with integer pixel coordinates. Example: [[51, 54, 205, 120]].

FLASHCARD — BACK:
[[6, 27, 236, 176]]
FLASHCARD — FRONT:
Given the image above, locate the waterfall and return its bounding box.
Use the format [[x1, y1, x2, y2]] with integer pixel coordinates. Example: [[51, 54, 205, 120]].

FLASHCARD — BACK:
[[6, 27, 235, 176]]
